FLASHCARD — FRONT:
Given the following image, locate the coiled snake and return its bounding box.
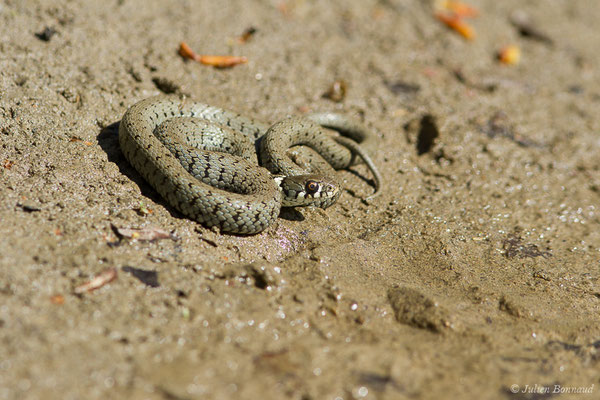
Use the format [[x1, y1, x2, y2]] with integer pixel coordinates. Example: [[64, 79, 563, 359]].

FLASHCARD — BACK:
[[119, 96, 381, 234]]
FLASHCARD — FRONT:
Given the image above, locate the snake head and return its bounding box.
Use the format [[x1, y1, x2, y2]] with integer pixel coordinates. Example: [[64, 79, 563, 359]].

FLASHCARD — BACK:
[[275, 174, 341, 209]]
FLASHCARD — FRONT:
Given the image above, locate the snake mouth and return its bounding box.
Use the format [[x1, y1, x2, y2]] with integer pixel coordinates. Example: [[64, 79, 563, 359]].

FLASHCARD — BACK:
[[277, 174, 341, 208]]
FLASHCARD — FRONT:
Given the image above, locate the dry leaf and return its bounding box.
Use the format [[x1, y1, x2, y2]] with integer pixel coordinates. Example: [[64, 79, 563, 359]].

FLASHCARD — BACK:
[[436, 12, 476, 40], [74, 268, 117, 294], [198, 55, 248, 68], [179, 42, 248, 68], [113, 225, 176, 242]]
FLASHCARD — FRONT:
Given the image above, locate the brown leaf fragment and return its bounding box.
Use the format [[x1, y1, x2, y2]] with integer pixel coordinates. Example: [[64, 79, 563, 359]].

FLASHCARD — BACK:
[[112, 225, 177, 242], [74, 268, 117, 294]]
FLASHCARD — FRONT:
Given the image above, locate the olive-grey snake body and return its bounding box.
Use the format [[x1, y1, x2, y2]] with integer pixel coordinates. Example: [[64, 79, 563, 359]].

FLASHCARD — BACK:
[[119, 96, 381, 234]]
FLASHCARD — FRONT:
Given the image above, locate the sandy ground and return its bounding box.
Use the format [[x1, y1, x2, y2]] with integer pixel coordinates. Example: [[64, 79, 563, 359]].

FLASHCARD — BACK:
[[1, 0, 600, 399]]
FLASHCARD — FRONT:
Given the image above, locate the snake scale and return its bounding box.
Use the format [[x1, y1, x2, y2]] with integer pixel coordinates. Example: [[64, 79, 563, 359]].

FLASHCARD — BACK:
[[119, 96, 381, 234]]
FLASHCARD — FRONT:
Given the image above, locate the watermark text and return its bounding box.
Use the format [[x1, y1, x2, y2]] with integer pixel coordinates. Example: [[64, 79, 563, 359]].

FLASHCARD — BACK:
[[509, 384, 594, 395]]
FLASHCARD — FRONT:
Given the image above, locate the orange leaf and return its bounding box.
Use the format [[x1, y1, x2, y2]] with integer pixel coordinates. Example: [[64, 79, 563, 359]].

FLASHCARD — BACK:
[[179, 41, 200, 61], [436, 12, 475, 40], [179, 42, 247, 68], [199, 55, 248, 68]]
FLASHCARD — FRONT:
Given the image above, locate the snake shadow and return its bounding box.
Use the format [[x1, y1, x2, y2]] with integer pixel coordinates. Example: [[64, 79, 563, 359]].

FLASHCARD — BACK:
[[97, 121, 180, 215], [97, 121, 306, 225]]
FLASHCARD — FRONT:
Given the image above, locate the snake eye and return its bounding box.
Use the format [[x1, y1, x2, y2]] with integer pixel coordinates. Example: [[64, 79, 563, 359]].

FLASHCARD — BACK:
[[305, 180, 320, 195]]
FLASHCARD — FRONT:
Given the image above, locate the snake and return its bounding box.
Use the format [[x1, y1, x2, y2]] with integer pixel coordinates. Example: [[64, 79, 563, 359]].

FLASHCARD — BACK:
[[118, 96, 381, 234]]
